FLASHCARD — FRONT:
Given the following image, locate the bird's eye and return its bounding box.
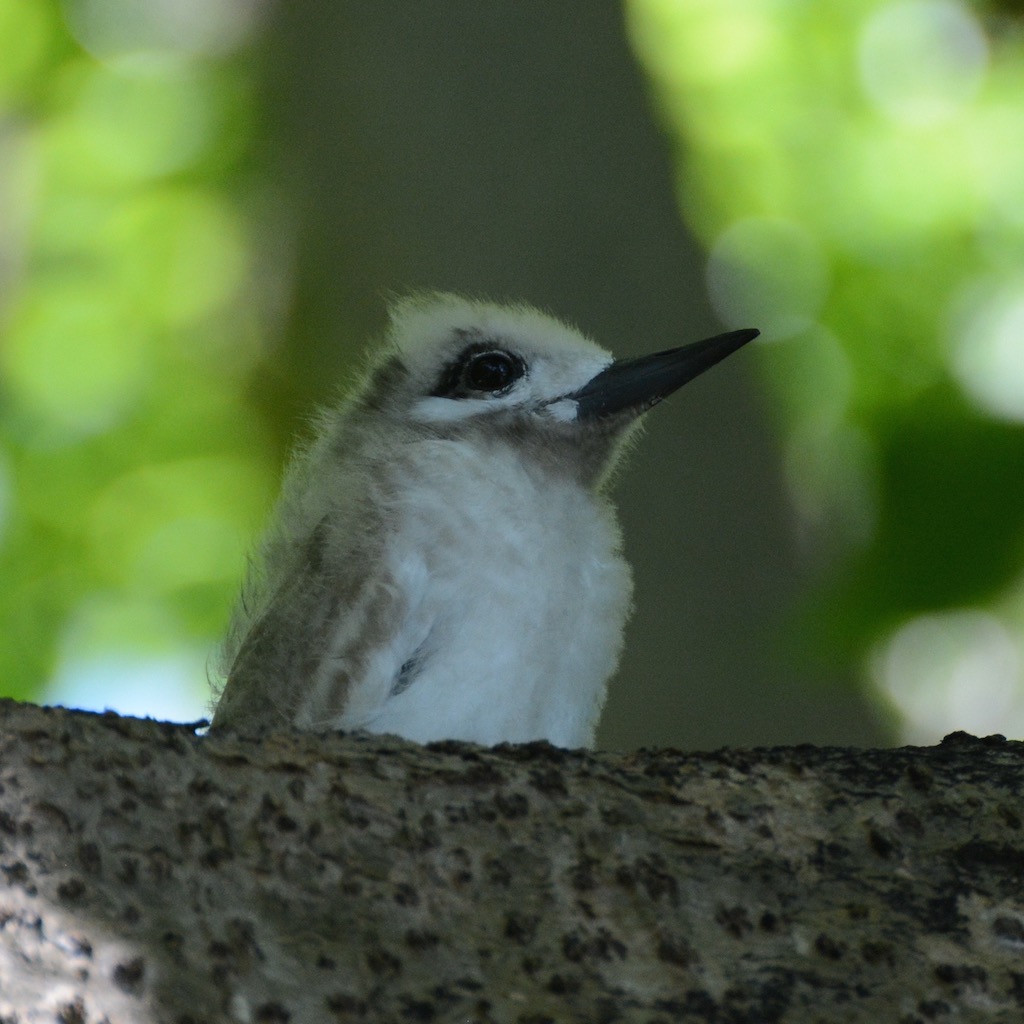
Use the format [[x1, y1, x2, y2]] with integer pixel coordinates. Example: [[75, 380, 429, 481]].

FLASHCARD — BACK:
[[463, 351, 524, 394]]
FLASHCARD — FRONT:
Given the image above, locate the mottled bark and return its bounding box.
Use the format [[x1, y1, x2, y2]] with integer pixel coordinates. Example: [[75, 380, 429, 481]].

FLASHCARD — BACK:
[[1, 698, 1022, 1024]]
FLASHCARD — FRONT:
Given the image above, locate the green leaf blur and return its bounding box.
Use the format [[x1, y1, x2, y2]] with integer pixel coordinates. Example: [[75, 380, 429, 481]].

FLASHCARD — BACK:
[[627, 0, 1024, 739], [5, 0, 1024, 741], [0, 0, 277, 716]]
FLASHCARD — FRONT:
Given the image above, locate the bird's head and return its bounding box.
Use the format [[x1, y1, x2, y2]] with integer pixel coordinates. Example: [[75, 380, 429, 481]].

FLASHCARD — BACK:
[[357, 294, 757, 483]]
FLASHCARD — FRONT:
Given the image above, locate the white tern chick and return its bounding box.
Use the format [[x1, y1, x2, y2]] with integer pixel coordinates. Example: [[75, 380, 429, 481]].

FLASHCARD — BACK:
[[212, 294, 757, 747]]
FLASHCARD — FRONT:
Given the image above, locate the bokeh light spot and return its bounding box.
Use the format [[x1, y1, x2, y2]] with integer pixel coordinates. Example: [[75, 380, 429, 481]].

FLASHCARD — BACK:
[[135, 516, 249, 592], [872, 609, 1024, 742], [858, 0, 988, 126], [62, 0, 262, 62], [48, 60, 214, 186], [44, 650, 210, 722], [707, 217, 829, 339], [949, 280, 1024, 423], [626, 0, 774, 86], [3, 283, 150, 435], [87, 456, 266, 593], [104, 187, 249, 326], [43, 593, 210, 721]]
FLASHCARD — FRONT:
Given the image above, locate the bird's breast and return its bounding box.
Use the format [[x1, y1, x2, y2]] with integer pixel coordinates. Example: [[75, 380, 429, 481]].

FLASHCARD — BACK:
[[366, 441, 633, 746]]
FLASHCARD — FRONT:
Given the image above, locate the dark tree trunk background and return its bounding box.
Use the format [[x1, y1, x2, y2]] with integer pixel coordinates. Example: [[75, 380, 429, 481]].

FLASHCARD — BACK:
[[1, 699, 1022, 1023]]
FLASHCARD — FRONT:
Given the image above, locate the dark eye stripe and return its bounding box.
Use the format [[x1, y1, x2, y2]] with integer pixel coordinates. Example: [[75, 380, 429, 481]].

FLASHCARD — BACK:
[[431, 340, 526, 399]]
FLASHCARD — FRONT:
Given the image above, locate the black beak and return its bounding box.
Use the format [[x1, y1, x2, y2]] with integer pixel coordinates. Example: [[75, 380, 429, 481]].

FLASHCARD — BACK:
[[572, 328, 759, 421]]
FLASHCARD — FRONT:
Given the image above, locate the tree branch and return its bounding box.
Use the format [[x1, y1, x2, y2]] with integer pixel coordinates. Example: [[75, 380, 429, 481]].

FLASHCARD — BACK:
[[1, 698, 1022, 1023]]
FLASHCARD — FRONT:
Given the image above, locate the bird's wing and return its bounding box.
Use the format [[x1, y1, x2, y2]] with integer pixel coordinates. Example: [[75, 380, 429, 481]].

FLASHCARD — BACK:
[[211, 516, 415, 734]]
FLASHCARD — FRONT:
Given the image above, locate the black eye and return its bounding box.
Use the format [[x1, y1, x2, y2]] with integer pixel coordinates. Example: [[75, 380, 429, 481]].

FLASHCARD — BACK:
[[462, 350, 523, 394], [430, 340, 528, 399]]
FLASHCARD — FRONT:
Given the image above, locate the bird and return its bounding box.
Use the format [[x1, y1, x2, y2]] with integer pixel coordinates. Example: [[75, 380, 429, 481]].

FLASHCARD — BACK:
[[211, 294, 757, 747]]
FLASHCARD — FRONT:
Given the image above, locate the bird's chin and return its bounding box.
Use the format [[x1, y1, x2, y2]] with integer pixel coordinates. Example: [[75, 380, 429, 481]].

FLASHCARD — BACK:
[[541, 396, 642, 430], [539, 396, 581, 423]]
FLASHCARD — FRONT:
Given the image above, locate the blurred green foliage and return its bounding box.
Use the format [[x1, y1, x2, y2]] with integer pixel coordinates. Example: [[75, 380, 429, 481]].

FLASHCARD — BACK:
[[0, 0, 277, 714], [627, 0, 1024, 737], [4, 0, 1024, 740]]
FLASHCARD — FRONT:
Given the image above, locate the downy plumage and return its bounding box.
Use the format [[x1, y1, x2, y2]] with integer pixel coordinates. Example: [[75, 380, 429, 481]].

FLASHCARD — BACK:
[[212, 294, 756, 746]]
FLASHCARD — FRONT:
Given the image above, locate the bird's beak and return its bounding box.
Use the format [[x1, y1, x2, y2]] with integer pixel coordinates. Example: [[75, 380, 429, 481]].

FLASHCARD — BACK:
[[572, 328, 759, 421]]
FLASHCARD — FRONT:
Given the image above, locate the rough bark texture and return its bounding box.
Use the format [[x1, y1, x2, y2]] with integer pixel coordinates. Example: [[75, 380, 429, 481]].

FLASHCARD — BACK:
[[1, 698, 1023, 1024]]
